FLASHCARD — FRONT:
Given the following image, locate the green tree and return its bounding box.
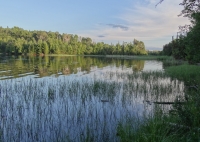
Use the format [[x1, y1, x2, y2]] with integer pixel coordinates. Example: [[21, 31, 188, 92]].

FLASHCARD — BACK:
[[185, 13, 200, 63], [42, 41, 49, 55]]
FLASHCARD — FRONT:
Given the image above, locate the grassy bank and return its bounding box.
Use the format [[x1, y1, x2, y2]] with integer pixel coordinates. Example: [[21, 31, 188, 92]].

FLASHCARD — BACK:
[[117, 64, 200, 141], [104, 55, 171, 60], [47, 54, 171, 60], [166, 64, 200, 85], [1, 54, 172, 61]]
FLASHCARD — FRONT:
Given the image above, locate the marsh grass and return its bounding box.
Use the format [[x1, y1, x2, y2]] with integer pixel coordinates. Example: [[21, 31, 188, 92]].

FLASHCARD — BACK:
[[118, 64, 200, 141], [165, 64, 200, 85], [104, 55, 171, 60], [166, 64, 200, 141], [162, 57, 188, 68], [81, 55, 171, 60], [117, 109, 187, 142], [0, 70, 184, 142], [45, 54, 170, 61]]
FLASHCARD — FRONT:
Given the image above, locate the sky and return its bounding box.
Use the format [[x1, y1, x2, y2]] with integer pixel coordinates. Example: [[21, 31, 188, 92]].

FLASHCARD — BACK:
[[0, 0, 190, 50]]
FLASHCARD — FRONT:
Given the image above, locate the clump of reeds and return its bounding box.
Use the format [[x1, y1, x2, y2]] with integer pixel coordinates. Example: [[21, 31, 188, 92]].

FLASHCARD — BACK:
[[0, 70, 184, 141]]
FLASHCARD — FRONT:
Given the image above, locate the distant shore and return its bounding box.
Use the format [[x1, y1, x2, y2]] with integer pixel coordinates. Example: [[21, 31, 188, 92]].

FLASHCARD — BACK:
[[45, 54, 170, 60]]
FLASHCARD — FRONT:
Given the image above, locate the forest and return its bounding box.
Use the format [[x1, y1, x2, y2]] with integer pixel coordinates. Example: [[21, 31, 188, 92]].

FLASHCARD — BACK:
[[0, 27, 147, 56], [162, 0, 200, 64]]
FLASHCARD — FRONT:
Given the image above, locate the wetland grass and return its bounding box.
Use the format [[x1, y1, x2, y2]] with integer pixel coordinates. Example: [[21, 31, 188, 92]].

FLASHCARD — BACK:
[[0, 70, 184, 142], [80, 55, 172, 61], [104, 55, 171, 60], [118, 64, 200, 141], [165, 64, 200, 84], [117, 110, 185, 142], [166, 64, 200, 141]]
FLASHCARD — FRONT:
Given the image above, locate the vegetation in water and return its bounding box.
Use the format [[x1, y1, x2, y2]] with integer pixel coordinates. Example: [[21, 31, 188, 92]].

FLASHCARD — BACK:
[[0, 70, 184, 141], [118, 64, 200, 141]]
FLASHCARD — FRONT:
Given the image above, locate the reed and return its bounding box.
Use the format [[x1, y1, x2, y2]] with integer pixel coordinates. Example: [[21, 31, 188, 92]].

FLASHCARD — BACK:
[[0, 70, 183, 141], [118, 64, 200, 141]]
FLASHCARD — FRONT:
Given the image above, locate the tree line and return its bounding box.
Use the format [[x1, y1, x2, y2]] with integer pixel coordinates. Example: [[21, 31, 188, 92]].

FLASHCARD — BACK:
[[0, 26, 147, 56], [162, 0, 200, 64]]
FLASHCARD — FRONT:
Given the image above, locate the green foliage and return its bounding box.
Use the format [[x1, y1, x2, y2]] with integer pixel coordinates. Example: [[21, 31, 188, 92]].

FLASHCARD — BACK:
[[165, 64, 200, 141], [185, 13, 200, 63], [162, 13, 200, 64], [147, 50, 162, 56], [165, 64, 200, 85], [117, 64, 200, 142], [162, 42, 173, 56], [172, 36, 187, 60], [133, 39, 147, 55], [0, 26, 148, 56], [165, 65, 200, 126], [117, 112, 182, 142]]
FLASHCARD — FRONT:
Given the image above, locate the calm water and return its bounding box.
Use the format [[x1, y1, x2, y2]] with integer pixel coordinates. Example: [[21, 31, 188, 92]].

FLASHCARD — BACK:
[[0, 56, 163, 80], [0, 56, 184, 142]]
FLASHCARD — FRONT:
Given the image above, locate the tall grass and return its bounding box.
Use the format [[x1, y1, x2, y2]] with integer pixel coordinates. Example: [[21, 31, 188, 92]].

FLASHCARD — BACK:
[[117, 109, 188, 142], [166, 64, 200, 141], [118, 64, 200, 141], [0, 70, 184, 142], [165, 64, 200, 85], [104, 55, 171, 60]]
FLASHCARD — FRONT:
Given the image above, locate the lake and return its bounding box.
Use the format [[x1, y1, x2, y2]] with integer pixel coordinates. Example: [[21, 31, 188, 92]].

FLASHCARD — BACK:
[[0, 56, 184, 142], [0, 56, 163, 80]]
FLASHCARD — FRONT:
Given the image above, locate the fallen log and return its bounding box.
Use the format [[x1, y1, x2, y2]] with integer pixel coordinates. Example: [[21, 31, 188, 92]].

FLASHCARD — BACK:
[[153, 102, 185, 105], [145, 100, 185, 105], [101, 100, 109, 102], [186, 85, 198, 91]]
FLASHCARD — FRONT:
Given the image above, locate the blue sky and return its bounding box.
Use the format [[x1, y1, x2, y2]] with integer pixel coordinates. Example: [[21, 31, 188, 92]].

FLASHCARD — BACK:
[[0, 0, 189, 50]]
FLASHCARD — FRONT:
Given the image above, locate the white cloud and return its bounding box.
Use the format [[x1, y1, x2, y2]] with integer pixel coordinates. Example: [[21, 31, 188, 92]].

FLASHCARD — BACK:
[[78, 0, 190, 49]]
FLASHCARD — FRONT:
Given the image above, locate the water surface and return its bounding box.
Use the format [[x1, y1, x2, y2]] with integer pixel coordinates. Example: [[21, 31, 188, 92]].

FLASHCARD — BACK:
[[0, 56, 163, 80]]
